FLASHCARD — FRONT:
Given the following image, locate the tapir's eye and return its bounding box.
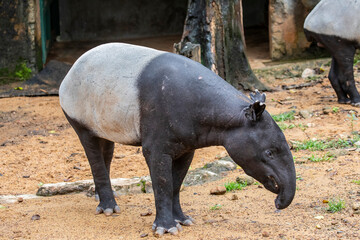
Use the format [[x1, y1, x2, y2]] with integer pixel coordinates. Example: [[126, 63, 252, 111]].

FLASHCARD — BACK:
[[265, 150, 273, 159]]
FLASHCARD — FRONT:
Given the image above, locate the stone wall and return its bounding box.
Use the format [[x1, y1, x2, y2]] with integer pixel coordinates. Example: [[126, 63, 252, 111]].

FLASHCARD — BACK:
[[0, 0, 40, 71]]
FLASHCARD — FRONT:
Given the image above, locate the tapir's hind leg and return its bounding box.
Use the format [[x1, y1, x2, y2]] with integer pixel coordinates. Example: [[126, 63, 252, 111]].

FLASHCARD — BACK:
[[328, 58, 351, 104], [172, 151, 195, 226], [64, 112, 119, 216]]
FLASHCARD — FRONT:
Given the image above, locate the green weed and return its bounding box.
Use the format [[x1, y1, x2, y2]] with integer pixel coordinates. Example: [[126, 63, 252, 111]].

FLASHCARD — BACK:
[[210, 204, 222, 210], [308, 153, 334, 162], [327, 199, 345, 213], [293, 135, 360, 151], [332, 107, 339, 113], [354, 51, 360, 66], [351, 180, 360, 185], [272, 111, 295, 122], [0, 61, 32, 85], [224, 181, 247, 192]]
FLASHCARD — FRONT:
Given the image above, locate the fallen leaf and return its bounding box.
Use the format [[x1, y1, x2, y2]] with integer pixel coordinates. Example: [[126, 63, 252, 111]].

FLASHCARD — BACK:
[[322, 200, 329, 203], [0, 205, 6, 209]]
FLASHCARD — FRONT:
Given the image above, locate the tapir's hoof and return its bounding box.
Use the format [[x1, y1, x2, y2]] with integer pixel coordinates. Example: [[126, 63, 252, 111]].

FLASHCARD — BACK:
[[152, 223, 182, 237], [95, 205, 120, 216], [338, 99, 351, 104], [176, 216, 195, 226], [351, 102, 360, 107]]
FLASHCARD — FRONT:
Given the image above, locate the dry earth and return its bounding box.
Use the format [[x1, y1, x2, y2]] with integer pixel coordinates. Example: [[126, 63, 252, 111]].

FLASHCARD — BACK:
[[0, 59, 360, 239]]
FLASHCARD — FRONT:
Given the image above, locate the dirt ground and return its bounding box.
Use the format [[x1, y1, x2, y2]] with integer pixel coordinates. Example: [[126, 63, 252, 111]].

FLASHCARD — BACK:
[[1, 56, 360, 239]]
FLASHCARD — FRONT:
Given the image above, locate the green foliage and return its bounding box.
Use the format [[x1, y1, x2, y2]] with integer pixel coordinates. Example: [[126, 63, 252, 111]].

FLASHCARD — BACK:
[[272, 111, 295, 122], [0, 61, 32, 85], [308, 153, 334, 162], [354, 51, 360, 66], [351, 179, 360, 185], [327, 199, 345, 213], [332, 107, 339, 113], [293, 135, 360, 151], [224, 181, 247, 192], [277, 123, 296, 131], [210, 204, 222, 210]]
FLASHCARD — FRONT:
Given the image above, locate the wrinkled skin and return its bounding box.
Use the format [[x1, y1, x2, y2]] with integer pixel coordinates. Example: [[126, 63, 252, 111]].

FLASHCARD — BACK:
[[60, 44, 296, 237]]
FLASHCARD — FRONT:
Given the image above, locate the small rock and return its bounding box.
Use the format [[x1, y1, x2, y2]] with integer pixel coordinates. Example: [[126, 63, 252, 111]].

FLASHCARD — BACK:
[[314, 215, 324, 220], [354, 141, 360, 148], [140, 210, 152, 216], [17, 197, 23, 203], [31, 214, 40, 221], [73, 166, 81, 170], [210, 186, 227, 195], [140, 233, 148, 238], [0, 173, 3, 176], [299, 110, 311, 119], [22, 175, 30, 178], [352, 202, 360, 210], [114, 155, 125, 159], [316, 224, 321, 229], [322, 107, 332, 115], [236, 175, 255, 185], [262, 231, 270, 237], [231, 194, 238, 200], [301, 68, 316, 78]]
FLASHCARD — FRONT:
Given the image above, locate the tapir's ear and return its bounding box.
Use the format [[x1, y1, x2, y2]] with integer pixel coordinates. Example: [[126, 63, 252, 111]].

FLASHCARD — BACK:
[[250, 89, 266, 103], [244, 90, 266, 122], [243, 101, 266, 121]]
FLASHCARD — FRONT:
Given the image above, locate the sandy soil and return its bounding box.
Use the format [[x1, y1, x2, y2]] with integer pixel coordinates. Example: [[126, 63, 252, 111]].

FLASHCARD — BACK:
[[0, 61, 360, 239]]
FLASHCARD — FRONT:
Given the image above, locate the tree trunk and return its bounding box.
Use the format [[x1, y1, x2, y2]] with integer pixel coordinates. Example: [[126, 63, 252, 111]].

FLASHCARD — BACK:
[[174, 0, 269, 91]]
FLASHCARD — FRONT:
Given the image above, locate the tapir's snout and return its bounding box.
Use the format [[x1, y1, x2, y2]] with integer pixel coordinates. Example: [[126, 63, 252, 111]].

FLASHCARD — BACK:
[[272, 169, 296, 210]]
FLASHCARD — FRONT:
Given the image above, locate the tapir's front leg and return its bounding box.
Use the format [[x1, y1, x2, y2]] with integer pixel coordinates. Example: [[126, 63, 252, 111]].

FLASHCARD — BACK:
[[143, 147, 182, 236]]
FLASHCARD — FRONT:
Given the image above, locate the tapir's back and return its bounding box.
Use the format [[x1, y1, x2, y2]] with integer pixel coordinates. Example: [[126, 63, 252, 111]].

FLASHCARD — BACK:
[[304, 0, 360, 43], [59, 43, 164, 144]]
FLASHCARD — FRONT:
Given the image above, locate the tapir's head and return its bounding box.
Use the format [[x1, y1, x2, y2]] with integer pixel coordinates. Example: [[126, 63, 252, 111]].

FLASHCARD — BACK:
[[224, 90, 296, 209]]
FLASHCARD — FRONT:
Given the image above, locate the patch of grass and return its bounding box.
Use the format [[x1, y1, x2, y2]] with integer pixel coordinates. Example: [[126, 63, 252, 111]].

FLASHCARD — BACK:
[[277, 123, 296, 131], [308, 153, 334, 162], [351, 180, 360, 185], [354, 51, 360, 66], [210, 204, 222, 210], [293, 135, 360, 151], [332, 107, 339, 113], [224, 181, 247, 192], [327, 199, 345, 213], [272, 111, 295, 122], [0, 61, 32, 85]]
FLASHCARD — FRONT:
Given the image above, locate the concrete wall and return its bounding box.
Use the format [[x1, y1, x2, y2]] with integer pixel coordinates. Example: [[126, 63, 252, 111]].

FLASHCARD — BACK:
[[0, 0, 40, 71], [58, 0, 188, 41]]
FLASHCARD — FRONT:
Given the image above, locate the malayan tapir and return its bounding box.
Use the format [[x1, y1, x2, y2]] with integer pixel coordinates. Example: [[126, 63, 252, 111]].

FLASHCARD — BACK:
[[59, 43, 296, 236], [304, 0, 360, 106]]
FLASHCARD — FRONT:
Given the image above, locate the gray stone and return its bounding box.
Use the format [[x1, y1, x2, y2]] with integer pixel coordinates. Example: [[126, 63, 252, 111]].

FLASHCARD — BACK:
[[34, 156, 239, 197], [301, 68, 316, 78], [352, 201, 360, 211], [299, 110, 312, 119], [236, 174, 255, 185]]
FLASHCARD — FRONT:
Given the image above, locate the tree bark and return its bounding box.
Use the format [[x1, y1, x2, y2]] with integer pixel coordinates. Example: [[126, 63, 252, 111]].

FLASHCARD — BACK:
[[175, 0, 269, 91]]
